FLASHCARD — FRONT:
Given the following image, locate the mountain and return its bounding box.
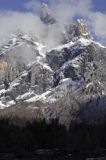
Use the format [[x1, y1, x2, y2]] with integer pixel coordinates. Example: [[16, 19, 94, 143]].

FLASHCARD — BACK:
[[0, 4, 106, 125], [40, 3, 56, 25]]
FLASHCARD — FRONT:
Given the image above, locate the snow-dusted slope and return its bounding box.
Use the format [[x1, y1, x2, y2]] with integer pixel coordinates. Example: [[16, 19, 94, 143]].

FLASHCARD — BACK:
[[0, 18, 106, 124]]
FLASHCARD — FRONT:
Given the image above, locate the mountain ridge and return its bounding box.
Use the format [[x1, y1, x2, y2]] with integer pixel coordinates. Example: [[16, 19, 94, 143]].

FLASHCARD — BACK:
[[0, 6, 106, 125]]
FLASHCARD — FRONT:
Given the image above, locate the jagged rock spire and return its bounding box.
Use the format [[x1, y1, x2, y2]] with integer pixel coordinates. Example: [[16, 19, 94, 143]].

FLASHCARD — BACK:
[[76, 19, 91, 39], [41, 3, 50, 19], [40, 3, 56, 25]]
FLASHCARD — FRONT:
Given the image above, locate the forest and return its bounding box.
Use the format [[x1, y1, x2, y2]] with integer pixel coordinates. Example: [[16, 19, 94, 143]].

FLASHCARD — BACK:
[[0, 117, 106, 153]]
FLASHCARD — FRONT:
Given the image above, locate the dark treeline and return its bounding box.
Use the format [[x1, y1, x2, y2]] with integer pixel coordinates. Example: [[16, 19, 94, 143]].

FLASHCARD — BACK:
[[0, 118, 106, 153]]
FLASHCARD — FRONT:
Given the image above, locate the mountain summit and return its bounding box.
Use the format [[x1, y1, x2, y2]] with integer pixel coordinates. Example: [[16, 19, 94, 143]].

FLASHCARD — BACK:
[[40, 3, 55, 24], [76, 19, 91, 39], [0, 5, 106, 125]]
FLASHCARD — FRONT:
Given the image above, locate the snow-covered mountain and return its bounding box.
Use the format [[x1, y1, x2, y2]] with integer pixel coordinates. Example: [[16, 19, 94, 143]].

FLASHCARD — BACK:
[[0, 4, 106, 125]]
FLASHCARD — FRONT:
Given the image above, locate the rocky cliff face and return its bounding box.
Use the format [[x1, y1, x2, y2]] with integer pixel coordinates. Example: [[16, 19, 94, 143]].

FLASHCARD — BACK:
[[40, 3, 55, 25], [0, 4, 106, 125]]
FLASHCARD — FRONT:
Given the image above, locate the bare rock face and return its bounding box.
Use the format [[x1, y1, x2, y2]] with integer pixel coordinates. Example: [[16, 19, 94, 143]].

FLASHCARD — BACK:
[[76, 19, 91, 39], [0, 15, 106, 125], [40, 3, 56, 25], [40, 3, 50, 19]]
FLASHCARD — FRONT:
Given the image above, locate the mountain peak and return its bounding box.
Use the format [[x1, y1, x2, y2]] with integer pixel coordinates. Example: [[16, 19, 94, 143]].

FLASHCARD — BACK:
[[76, 19, 91, 39], [40, 3, 56, 25], [0, 17, 106, 125], [41, 3, 50, 18]]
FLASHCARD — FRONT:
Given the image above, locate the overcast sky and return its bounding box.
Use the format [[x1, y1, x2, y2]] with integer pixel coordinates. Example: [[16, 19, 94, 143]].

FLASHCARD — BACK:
[[0, 0, 106, 45]]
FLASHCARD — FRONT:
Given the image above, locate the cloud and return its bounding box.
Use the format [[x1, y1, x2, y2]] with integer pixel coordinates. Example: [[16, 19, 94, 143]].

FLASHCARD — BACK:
[[49, 0, 93, 24], [0, 0, 106, 47], [88, 12, 106, 43], [24, 0, 41, 13], [0, 11, 46, 45]]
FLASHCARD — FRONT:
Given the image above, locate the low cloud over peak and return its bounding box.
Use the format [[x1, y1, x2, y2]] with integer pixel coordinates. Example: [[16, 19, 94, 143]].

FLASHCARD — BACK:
[[0, 0, 106, 45]]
